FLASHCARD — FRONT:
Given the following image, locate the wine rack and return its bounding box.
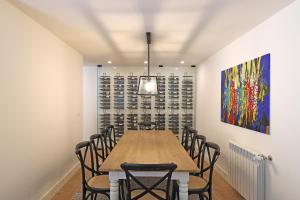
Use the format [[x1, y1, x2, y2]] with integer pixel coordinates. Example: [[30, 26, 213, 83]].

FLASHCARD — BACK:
[[114, 75, 124, 109], [168, 114, 179, 134], [127, 75, 138, 109], [127, 114, 138, 130], [141, 95, 151, 110], [155, 113, 165, 130], [114, 113, 124, 138], [182, 113, 193, 129], [168, 75, 179, 110], [155, 76, 166, 110], [141, 113, 151, 123], [97, 67, 195, 137], [99, 113, 111, 132], [98, 76, 111, 110], [182, 76, 193, 110]]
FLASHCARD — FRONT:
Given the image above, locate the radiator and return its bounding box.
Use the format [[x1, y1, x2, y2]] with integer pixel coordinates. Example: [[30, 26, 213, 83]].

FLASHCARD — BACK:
[[229, 141, 266, 200]]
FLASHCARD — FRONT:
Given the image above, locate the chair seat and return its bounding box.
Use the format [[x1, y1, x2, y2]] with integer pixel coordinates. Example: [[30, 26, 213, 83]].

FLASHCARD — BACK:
[[87, 175, 110, 190], [132, 189, 166, 200], [188, 175, 207, 190]]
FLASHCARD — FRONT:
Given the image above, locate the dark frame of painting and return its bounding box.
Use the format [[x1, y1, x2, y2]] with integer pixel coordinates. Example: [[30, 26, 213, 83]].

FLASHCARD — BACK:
[[221, 54, 270, 134]]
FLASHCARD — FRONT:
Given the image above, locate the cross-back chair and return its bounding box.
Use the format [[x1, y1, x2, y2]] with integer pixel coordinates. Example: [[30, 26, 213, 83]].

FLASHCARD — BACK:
[[107, 125, 117, 150], [173, 142, 220, 200], [75, 141, 110, 200], [182, 128, 197, 152], [181, 125, 190, 146], [121, 163, 177, 200], [189, 134, 206, 174], [90, 133, 109, 174]]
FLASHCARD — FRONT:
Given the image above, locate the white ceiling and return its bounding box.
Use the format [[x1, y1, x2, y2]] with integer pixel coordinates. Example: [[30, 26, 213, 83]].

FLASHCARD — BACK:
[[9, 0, 294, 66]]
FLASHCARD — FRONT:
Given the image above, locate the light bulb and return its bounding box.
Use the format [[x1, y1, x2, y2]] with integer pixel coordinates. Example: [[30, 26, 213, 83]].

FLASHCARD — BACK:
[[145, 81, 154, 92]]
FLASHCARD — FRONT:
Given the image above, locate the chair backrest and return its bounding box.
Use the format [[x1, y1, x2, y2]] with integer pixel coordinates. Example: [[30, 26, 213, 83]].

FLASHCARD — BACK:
[[181, 125, 190, 146], [200, 142, 220, 183], [90, 133, 107, 172], [75, 141, 97, 187], [120, 163, 177, 200], [100, 128, 110, 157], [183, 128, 197, 151], [107, 125, 117, 150], [190, 134, 206, 169]]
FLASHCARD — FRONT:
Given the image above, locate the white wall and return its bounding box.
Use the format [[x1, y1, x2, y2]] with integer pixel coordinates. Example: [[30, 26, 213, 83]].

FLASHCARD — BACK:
[[195, 1, 300, 200], [0, 1, 83, 200], [83, 66, 97, 140]]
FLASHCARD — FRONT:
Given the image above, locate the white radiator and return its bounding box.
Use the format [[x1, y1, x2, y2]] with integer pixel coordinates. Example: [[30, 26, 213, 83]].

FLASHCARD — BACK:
[[229, 141, 267, 200]]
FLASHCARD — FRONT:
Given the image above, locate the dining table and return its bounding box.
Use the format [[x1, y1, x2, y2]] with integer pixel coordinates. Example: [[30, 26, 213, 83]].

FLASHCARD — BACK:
[[99, 130, 199, 200]]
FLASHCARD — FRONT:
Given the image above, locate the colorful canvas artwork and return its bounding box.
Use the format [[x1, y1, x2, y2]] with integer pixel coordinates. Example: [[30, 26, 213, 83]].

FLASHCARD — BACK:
[[221, 54, 270, 134]]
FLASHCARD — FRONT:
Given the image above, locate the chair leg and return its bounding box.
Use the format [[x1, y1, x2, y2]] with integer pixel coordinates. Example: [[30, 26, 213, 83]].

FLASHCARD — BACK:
[[122, 181, 125, 200], [82, 188, 87, 200], [199, 194, 205, 200], [201, 193, 209, 200], [119, 180, 123, 200], [93, 193, 97, 200], [208, 187, 212, 200], [171, 183, 176, 200]]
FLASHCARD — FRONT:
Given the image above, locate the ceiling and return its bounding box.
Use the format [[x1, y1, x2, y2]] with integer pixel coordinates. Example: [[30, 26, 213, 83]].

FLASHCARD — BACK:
[[9, 0, 294, 66]]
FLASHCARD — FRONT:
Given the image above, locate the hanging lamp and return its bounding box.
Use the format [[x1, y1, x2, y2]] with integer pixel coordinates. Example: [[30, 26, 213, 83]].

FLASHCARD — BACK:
[[137, 32, 158, 95]]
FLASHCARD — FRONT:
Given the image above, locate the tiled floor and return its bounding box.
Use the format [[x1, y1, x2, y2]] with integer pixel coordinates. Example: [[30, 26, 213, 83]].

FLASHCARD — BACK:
[[52, 169, 244, 200]]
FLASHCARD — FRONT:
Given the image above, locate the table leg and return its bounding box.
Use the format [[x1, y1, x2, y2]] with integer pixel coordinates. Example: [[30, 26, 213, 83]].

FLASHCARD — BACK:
[[109, 172, 119, 200], [178, 173, 189, 200]]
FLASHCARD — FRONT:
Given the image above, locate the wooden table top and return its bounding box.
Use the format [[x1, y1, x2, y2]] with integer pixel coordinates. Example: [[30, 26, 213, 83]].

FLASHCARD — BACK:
[[100, 130, 199, 173]]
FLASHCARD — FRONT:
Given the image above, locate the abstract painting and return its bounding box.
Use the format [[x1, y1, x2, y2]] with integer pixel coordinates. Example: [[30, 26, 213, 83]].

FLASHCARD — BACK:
[[221, 54, 270, 134]]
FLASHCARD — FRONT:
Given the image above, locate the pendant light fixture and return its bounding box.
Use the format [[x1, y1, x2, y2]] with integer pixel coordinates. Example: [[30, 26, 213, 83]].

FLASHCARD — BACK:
[[137, 32, 158, 95]]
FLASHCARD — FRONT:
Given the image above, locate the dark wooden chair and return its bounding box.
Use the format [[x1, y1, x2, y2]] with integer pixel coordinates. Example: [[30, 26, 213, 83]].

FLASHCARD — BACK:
[[121, 163, 177, 200], [107, 125, 117, 150], [189, 134, 206, 171], [91, 131, 128, 200], [75, 141, 110, 200], [173, 142, 220, 200], [181, 126, 190, 147], [90, 133, 109, 174], [182, 128, 197, 153], [99, 128, 111, 158]]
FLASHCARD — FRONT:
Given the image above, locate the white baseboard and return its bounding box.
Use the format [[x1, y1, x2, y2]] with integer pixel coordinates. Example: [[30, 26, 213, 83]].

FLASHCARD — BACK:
[[40, 163, 80, 200], [215, 163, 229, 183]]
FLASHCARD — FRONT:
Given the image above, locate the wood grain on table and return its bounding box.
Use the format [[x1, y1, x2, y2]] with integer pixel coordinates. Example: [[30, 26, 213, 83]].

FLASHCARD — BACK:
[[100, 130, 199, 173]]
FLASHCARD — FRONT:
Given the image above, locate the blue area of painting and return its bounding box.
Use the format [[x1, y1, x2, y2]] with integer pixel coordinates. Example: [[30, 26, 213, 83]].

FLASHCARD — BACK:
[[220, 53, 270, 134], [261, 54, 271, 122]]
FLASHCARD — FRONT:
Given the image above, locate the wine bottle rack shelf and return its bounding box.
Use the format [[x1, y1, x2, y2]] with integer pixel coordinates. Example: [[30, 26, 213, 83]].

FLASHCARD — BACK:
[[97, 67, 195, 137]]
